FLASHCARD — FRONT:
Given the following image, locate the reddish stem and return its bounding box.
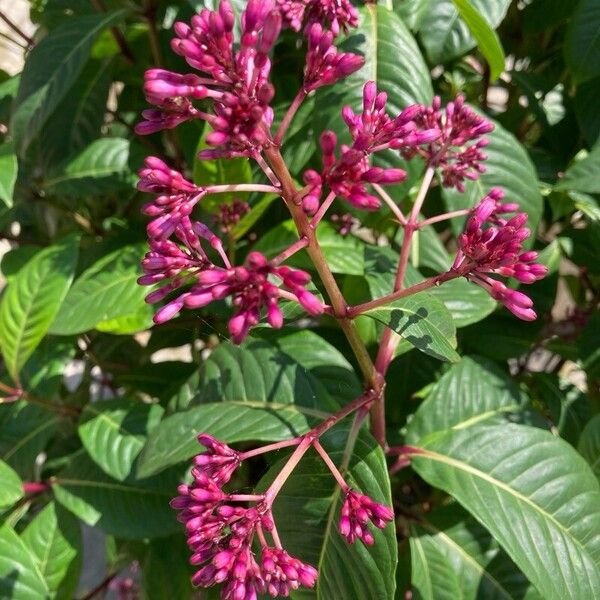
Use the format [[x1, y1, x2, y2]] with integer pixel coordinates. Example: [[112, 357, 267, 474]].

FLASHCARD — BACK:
[[310, 191, 337, 227], [272, 237, 309, 265], [418, 208, 470, 228], [23, 481, 51, 495], [239, 437, 302, 460], [274, 90, 308, 146], [313, 440, 349, 491]]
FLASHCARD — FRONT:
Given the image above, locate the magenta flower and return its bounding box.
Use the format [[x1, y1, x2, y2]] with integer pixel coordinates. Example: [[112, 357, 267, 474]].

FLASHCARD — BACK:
[[184, 251, 323, 343], [452, 188, 548, 320], [401, 95, 494, 192], [303, 130, 406, 212], [261, 547, 318, 596], [342, 81, 438, 154], [276, 0, 359, 35], [339, 489, 394, 546], [303, 23, 364, 92], [195, 434, 241, 485]]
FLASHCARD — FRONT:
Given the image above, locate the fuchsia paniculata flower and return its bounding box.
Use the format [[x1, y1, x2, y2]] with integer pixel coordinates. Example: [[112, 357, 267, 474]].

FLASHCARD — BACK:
[[276, 0, 359, 36], [452, 188, 548, 321], [401, 94, 494, 192], [172, 432, 392, 598]]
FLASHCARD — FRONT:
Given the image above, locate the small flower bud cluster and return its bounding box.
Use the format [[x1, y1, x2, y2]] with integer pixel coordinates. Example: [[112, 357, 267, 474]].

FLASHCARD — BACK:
[[185, 251, 323, 343], [330, 212, 354, 236], [303, 23, 364, 92], [339, 489, 395, 545], [171, 434, 318, 599], [401, 95, 494, 192], [214, 200, 251, 234], [276, 0, 359, 35], [137, 0, 281, 158], [452, 188, 548, 321]]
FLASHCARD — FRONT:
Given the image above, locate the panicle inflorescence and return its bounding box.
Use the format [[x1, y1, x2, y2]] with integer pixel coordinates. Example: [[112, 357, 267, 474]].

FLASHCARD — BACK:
[[452, 188, 548, 320], [339, 489, 395, 545], [401, 94, 494, 192]]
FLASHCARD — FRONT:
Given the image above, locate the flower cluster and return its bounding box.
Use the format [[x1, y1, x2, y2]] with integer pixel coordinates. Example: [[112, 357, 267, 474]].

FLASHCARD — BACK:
[[138, 156, 322, 339], [303, 82, 435, 213], [171, 434, 319, 599], [402, 95, 494, 192], [184, 251, 324, 343], [214, 200, 251, 234], [452, 188, 548, 320], [339, 489, 395, 545], [276, 0, 359, 35]]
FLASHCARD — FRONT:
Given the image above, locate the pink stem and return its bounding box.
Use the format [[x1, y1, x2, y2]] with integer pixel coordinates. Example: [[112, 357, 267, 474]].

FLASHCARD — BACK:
[[254, 152, 281, 186], [205, 184, 281, 195], [418, 208, 470, 228], [313, 440, 349, 491], [310, 191, 337, 227], [272, 237, 309, 265], [372, 183, 407, 226], [239, 437, 302, 461], [228, 494, 265, 502], [274, 90, 308, 146], [349, 270, 461, 316]]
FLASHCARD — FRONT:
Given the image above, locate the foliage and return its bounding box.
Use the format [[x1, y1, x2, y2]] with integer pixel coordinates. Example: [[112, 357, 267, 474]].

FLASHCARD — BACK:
[[0, 0, 598, 598]]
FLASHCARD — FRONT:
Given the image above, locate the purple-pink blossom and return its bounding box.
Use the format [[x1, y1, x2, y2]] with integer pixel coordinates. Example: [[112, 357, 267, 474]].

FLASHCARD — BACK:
[[401, 95, 494, 192], [452, 188, 548, 320], [339, 489, 394, 546], [261, 547, 318, 596], [276, 0, 359, 35]]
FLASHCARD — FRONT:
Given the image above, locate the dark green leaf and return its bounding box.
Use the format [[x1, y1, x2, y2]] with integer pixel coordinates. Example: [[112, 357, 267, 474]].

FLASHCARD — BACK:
[[50, 244, 150, 335], [450, 0, 505, 80], [393, 0, 431, 31], [406, 355, 530, 443], [258, 424, 397, 599], [11, 10, 128, 155], [0, 235, 79, 381], [0, 524, 49, 599], [79, 399, 164, 481], [0, 460, 22, 510], [53, 451, 179, 539], [419, 0, 510, 64], [555, 143, 600, 194], [411, 423, 600, 600], [230, 193, 277, 241], [21, 502, 82, 599], [410, 503, 541, 600], [578, 414, 600, 481], [565, 0, 600, 83], [575, 77, 600, 145], [137, 401, 322, 478], [363, 296, 460, 362]]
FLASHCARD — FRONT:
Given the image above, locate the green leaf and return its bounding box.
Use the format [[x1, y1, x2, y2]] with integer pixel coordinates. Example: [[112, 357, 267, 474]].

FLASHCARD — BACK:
[[21, 502, 82, 599], [565, 0, 600, 83], [363, 296, 460, 362], [79, 399, 164, 481], [410, 503, 541, 600], [253, 220, 366, 275], [50, 244, 149, 336], [190, 338, 337, 409], [419, 0, 510, 64], [0, 142, 17, 207], [578, 414, 600, 481], [43, 138, 139, 196], [406, 356, 530, 443], [0, 235, 79, 381], [193, 128, 253, 211], [315, 4, 433, 198], [555, 143, 600, 194], [53, 451, 179, 539], [37, 58, 113, 169], [0, 523, 49, 599], [258, 424, 397, 599], [0, 459, 23, 510], [137, 401, 322, 478], [574, 77, 600, 145], [393, 0, 431, 31], [411, 423, 600, 600], [442, 116, 543, 240], [11, 10, 128, 155], [0, 402, 61, 479], [450, 0, 505, 80]]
